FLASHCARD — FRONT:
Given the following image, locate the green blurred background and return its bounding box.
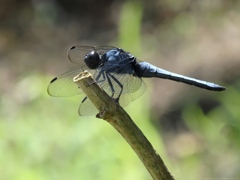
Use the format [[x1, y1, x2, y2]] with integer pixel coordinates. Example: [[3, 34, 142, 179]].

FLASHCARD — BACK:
[[1, 0, 240, 179]]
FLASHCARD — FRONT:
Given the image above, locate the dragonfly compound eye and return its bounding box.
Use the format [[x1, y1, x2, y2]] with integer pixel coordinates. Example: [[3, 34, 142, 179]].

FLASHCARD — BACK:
[[84, 50, 101, 69]]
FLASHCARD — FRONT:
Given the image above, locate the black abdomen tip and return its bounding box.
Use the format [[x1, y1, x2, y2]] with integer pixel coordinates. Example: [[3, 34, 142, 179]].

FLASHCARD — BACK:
[[213, 85, 227, 91], [219, 86, 227, 91]]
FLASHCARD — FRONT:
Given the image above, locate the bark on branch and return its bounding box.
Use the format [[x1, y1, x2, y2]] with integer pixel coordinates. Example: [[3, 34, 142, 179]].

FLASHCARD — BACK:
[[73, 71, 174, 180]]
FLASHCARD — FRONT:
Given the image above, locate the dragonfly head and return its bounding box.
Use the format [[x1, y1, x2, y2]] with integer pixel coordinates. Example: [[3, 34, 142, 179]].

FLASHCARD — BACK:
[[84, 50, 101, 69]]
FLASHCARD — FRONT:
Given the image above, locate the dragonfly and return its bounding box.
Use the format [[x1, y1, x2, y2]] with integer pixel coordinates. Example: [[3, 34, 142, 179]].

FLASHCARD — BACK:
[[48, 46, 226, 116]]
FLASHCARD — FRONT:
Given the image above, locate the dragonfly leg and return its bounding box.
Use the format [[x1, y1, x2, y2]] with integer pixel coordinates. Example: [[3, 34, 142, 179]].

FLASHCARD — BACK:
[[95, 70, 106, 83], [94, 57, 135, 102], [106, 72, 123, 102], [95, 70, 115, 98], [105, 72, 116, 98]]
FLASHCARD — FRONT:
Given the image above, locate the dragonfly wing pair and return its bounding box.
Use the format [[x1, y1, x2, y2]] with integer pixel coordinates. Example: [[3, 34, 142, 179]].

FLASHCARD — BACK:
[[48, 46, 146, 116]]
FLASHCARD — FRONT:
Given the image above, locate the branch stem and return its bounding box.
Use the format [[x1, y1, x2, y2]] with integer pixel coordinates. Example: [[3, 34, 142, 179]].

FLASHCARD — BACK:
[[73, 71, 174, 180]]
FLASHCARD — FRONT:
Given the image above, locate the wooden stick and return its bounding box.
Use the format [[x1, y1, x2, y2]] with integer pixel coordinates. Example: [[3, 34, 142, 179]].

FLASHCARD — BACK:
[[73, 71, 175, 180]]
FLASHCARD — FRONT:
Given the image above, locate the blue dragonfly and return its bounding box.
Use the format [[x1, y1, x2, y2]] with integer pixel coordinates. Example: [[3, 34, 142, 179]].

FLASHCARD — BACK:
[[48, 46, 226, 116]]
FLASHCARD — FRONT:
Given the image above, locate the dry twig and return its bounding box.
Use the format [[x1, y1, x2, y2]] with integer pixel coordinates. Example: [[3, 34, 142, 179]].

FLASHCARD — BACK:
[[73, 71, 174, 180]]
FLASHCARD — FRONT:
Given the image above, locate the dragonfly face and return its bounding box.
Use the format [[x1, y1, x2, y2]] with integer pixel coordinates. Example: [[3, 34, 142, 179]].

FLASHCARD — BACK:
[[84, 50, 101, 70]]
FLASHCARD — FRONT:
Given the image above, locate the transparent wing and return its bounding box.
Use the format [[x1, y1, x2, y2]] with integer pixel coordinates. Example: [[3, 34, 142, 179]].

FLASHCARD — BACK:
[[100, 73, 146, 107], [78, 97, 99, 116], [67, 45, 117, 65], [67, 46, 95, 65], [119, 76, 146, 107], [78, 74, 145, 116], [95, 46, 117, 55], [47, 68, 83, 97], [94, 62, 146, 107]]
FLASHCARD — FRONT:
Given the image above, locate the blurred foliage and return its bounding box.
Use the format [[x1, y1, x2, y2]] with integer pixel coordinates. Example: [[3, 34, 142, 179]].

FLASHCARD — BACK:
[[118, 1, 142, 53], [1, 0, 240, 179], [0, 73, 166, 180], [180, 83, 240, 178]]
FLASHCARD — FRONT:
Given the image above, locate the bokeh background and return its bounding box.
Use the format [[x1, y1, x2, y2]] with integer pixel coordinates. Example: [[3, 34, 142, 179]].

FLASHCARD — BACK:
[[1, 0, 240, 179]]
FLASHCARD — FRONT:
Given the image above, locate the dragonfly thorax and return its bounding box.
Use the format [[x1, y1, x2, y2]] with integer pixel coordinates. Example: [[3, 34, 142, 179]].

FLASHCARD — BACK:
[[84, 50, 101, 69]]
